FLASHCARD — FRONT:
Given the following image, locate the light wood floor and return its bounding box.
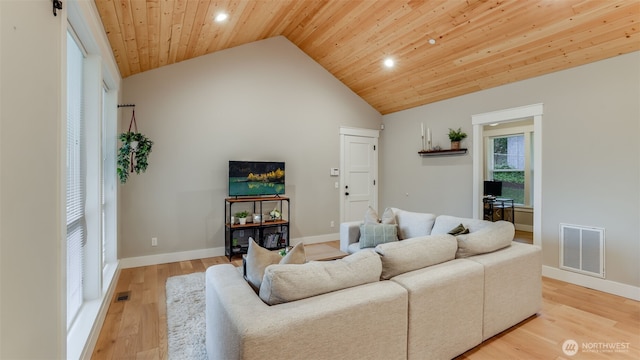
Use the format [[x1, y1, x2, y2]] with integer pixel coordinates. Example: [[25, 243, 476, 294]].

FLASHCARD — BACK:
[[92, 233, 639, 359]]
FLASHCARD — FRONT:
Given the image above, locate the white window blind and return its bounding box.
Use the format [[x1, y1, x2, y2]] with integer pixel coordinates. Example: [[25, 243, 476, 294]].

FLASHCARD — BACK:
[[66, 31, 85, 329]]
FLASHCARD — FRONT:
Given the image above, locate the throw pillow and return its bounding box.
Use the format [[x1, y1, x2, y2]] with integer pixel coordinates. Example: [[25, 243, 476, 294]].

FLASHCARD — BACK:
[[448, 223, 470, 235], [245, 239, 306, 292], [380, 207, 397, 225], [364, 206, 380, 224], [359, 223, 398, 248], [364, 206, 397, 225]]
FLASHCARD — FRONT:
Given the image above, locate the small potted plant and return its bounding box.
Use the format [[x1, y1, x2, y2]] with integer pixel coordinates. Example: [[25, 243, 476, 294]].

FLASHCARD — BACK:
[[448, 127, 467, 150], [235, 211, 249, 225]]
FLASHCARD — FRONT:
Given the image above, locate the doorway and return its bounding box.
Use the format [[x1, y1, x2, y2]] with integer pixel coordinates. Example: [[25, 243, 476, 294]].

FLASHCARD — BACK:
[[339, 127, 379, 223], [472, 104, 543, 247]]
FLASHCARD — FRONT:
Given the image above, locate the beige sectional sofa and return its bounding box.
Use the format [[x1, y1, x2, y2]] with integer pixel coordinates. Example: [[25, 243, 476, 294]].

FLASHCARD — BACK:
[[205, 210, 542, 360]]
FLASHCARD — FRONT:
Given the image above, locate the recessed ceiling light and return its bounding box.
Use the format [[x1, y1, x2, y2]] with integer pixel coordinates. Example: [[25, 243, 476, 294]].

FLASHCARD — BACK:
[[215, 12, 229, 22], [383, 58, 395, 68], [428, 38, 436, 45]]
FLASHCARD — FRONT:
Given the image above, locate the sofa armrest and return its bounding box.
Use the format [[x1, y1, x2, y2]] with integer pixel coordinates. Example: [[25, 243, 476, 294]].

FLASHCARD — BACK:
[[206, 264, 408, 360], [339, 220, 362, 252]]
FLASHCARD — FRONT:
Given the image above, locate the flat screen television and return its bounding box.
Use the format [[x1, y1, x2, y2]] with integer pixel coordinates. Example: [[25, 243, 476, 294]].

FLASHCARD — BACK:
[[483, 180, 502, 197], [229, 161, 285, 197]]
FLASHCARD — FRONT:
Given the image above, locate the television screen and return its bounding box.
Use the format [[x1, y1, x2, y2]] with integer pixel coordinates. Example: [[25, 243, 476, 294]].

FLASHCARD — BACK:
[[229, 161, 285, 196], [483, 180, 502, 197]]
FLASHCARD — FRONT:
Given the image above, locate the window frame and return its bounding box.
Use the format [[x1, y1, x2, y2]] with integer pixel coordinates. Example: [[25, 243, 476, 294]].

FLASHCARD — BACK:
[[483, 123, 534, 208], [65, 2, 120, 357]]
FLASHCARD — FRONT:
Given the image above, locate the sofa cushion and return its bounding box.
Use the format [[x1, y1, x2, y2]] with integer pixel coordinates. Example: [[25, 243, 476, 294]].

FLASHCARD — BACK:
[[391, 208, 436, 240], [455, 220, 515, 258], [374, 234, 457, 280], [431, 215, 490, 235], [359, 223, 398, 248], [348, 241, 361, 254], [245, 239, 306, 291], [259, 250, 382, 305]]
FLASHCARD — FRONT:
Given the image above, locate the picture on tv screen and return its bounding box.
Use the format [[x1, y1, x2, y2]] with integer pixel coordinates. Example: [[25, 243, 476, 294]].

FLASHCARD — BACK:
[[229, 161, 285, 196]]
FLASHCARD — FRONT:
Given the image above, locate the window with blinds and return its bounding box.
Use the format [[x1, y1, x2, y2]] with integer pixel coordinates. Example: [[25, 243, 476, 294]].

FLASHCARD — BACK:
[[66, 31, 85, 329]]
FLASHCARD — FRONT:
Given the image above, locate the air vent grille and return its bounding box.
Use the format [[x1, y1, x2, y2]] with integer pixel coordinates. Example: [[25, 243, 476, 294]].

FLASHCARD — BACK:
[[559, 223, 605, 278]]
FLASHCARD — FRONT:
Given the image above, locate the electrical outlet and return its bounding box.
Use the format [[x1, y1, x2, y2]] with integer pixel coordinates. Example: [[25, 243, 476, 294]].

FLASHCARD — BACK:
[[152, 237, 158, 246], [330, 221, 335, 227]]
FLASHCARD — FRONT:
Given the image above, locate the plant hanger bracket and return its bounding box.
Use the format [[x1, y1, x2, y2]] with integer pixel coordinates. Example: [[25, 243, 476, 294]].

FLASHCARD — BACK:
[[128, 110, 138, 133]]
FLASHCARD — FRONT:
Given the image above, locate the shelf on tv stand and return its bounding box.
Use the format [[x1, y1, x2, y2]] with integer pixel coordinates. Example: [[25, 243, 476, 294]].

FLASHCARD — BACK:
[[226, 195, 289, 203], [224, 196, 290, 260]]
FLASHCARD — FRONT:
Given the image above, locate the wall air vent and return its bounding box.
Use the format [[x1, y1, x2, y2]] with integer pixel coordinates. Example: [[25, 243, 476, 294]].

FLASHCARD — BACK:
[[559, 223, 605, 278]]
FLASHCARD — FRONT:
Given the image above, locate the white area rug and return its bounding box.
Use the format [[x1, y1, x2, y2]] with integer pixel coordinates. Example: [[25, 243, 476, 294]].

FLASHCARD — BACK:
[[166, 272, 207, 360]]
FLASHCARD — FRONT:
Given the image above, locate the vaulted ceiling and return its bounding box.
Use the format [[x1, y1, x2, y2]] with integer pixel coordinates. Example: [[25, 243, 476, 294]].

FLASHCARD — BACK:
[[95, 0, 640, 114]]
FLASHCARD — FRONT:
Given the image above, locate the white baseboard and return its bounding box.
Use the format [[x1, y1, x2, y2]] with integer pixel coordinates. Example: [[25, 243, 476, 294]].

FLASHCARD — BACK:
[[120, 247, 227, 269], [290, 233, 340, 246], [515, 224, 533, 232], [120, 234, 341, 269], [542, 265, 640, 301]]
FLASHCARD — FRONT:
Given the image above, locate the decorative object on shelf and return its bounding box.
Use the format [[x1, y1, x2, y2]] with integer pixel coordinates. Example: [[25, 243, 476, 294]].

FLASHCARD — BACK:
[[448, 127, 467, 150], [253, 213, 262, 223], [278, 246, 292, 257], [235, 211, 249, 225], [117, 109, 153, 184], [420, 123, 433, 151], [270, 207, 281, 220]]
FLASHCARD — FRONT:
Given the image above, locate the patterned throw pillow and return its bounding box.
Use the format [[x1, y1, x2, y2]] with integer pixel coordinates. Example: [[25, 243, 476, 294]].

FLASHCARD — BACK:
[[359, 223, 398, 248], [448, 223, 470, 235]]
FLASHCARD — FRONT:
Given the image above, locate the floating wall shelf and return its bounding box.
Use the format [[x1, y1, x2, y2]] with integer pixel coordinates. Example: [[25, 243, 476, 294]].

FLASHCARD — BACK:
[[418, 148, 467, 156]]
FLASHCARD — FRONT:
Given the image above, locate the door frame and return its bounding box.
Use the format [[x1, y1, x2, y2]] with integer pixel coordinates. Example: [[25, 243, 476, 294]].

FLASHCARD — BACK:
[[339, 126, 380, 223], [471, 103, 543, 247]]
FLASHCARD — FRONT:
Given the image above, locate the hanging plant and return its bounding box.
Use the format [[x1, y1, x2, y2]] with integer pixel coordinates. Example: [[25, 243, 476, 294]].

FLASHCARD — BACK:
[[117, 110, 153, 184]]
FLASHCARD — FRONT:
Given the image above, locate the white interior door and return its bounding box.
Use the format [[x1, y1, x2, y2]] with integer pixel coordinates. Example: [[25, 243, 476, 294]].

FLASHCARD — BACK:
[[340, 127, 379, 222]]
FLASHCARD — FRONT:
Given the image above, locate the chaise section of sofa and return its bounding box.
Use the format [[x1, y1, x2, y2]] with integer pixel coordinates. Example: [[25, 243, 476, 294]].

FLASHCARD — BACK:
[[466, 241, 542, 340], [205, 264, 409, 360], [390, 259, 485, 360]]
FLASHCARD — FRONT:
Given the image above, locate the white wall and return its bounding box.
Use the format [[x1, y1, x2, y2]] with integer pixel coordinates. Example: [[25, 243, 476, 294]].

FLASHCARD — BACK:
[[120, 36, 381, 258], [380, 52, 640, 289], [0, 1, 65, 357]]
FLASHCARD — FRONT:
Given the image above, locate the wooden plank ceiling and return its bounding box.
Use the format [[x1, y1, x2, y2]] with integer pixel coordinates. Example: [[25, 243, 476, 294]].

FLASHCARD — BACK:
[[95, 0, 640, 115]]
